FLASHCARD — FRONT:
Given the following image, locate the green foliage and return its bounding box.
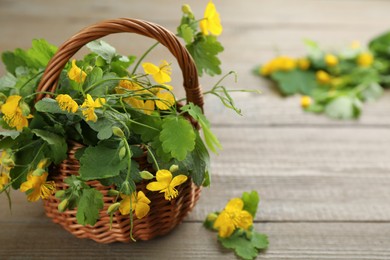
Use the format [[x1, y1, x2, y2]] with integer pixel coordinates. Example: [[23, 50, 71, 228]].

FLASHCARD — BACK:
[[86, 40, 116, 63], [257, 37, 387, 119], [159, 116, 196, 161], [219, 231, 269, 260], [79, 142, 128, 180], [242, 191, 260, 217], [271, 70, 318, 95], [32, 129, 67, 164], [181, 103, 221, 153], [187, 35, 224, 77], [177, 5, 224, 76], [76, 188, 104, 226]]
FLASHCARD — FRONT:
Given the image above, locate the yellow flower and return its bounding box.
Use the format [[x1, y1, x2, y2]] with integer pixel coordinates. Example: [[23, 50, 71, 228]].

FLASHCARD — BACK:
[[80, 94, 106, 122], [298, 58, 310, 70], [301, 96, 312, 108], [213, 198, 253, 238], [0, 172, 9, 190], [143, 84, 175, 114], [325, 54, 338, 67], [1, 95, 33, 131], [316, 70, 331, 84], [142, 60, 172, 84], [20, 172, 56, 202], [260, 56, 296, 76], [199, 0, 223, 36], [119, 191, 151, 219], [357, 52, 373, 67], [116, 80, 148, 111], [68, 59, 87, 83], [55, 94, 78, 113], [146, 169, 188, 201]]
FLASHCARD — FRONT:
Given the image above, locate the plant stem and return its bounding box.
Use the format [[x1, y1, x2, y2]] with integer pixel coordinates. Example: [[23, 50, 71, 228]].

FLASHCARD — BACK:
[[145, 145, 160, 171], [131, 42, 160, 75]]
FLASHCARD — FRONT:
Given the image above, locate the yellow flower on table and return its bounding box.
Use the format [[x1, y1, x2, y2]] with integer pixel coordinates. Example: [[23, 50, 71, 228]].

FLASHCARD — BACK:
[[300, 96, 312, 108], [298, 58, 310, 70], [357, 52, 373, 67], [316, 70, 331, 84], [142, 60, 172, 84], [325, 54, 338, 67], [56, 94, 78, 113], [146, 169, 188, 201], [213, 198, 253, 238], [20, 172, 56, 202], [1, 95, 33, 131], [68, 59, 87, 83], [119, 191, 151, 219], [200, 1, 223, 36], [81, 94, 106, 122]]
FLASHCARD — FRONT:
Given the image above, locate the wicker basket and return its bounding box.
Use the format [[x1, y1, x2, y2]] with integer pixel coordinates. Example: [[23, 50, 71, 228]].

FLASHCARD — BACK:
[[37, 18, 204, 243]]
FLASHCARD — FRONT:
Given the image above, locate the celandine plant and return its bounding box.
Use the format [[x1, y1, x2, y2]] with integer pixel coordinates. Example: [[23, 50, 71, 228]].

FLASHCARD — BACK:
[[0, 1, 239, 239]]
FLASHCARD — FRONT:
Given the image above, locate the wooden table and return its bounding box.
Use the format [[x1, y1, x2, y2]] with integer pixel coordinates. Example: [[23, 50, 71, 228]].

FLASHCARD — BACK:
[[1, 0, 390, 259]]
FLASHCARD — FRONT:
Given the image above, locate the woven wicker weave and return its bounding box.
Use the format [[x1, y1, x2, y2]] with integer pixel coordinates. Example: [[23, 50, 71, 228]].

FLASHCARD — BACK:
[[38, 18, 203, 243]]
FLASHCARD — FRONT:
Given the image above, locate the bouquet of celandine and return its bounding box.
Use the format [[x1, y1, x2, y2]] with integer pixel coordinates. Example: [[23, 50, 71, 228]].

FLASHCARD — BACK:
[[0, 2, 236, 243], [256, 30, 390, 120]]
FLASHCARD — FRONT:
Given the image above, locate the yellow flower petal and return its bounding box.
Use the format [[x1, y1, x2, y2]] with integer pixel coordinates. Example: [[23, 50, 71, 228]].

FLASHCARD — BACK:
[[155, 169, 173, 183], [68, 59, 87, 83], [325, 54, 338, 67], [235, 210, 253, 230], [20, 172, 55, 202], [143, 100, 155, 115], [170, 174, 188, 188], [357, 52, 373, 67], [1, 95, 31, 131], [146, 181, 168, 192], [213, 211, 236, 238], [137, 191, 151, 204], [301, 96, 312, 108], [200, 1, 223, 36], [135, 202, 150, 219], [225, 198, 244, 212], [142, 62, 159, 75], [155, 91, 175, 110], [56, 94, 78, 113], [142, 61, 172, 84], [119, 195, 131, 215]]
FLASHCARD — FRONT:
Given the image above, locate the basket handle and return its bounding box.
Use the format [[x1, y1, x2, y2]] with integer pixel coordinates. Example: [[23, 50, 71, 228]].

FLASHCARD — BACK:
[[36, 18, 203, 109]]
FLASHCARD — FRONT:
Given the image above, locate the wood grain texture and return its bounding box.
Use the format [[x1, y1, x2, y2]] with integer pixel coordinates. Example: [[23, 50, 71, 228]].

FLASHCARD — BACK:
[[1, 221, 390, 260], [1, 0, 390, 259]]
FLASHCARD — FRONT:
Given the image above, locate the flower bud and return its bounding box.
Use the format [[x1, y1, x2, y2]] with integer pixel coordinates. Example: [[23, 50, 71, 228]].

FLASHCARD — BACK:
[[85, 66, 94, 73], [119, 146, 127, 160], [55, 190, 66, 199], [182, 4, 193, 15], [107, 202, 120, 214], [140, 170, 154, 180], [107, 189, 120, 197], [112, 126, 125, 138], [19, 101, 31, 117], [121, 181, 132, 195], [169, 164, 179, 173], [58, 198, 69, 212], [206, 212, 218, 222], [236, 228, 245, 236]]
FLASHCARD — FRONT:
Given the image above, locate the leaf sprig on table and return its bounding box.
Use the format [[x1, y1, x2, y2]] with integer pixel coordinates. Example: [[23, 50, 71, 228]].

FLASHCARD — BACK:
[[256, 30, 390, 119], [204, 191, 269, 260]]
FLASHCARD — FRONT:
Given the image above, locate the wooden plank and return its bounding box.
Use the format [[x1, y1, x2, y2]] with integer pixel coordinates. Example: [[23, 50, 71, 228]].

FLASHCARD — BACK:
[[1, 221, 390, 259]]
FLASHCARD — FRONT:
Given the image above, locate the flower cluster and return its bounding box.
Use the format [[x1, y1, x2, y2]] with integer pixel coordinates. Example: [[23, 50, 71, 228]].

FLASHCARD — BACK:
[[0, 1, 235, 235], [257, 35, 390, 119], [204, 191, 268, 260]]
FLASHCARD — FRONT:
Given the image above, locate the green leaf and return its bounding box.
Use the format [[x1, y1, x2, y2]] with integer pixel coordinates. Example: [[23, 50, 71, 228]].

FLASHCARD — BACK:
[[179, 24, 194, 44], [76, 188, 104, 226], [159, 116, 196, 161], [35, 98, 67, 114], [87, 117, 113, 140], [0, 73, 17, 92], [1, 51, 27, 75], [181, 103, 222, 153], [271, 70, 318, 95], [242, 191, 260, 217], [219, 231, 268, 260], [32, 129, 67, 164], [324, 96, 360, 120], [251, 232, 269, 250], [187, 35, 224, 76], [79, 142, 127, 180], [369, 30, 390, 57], [0, 130, 20, 139], [86, 40, 116, 63], [131, 112, 162, 143], [84, 67, 103, 91]]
